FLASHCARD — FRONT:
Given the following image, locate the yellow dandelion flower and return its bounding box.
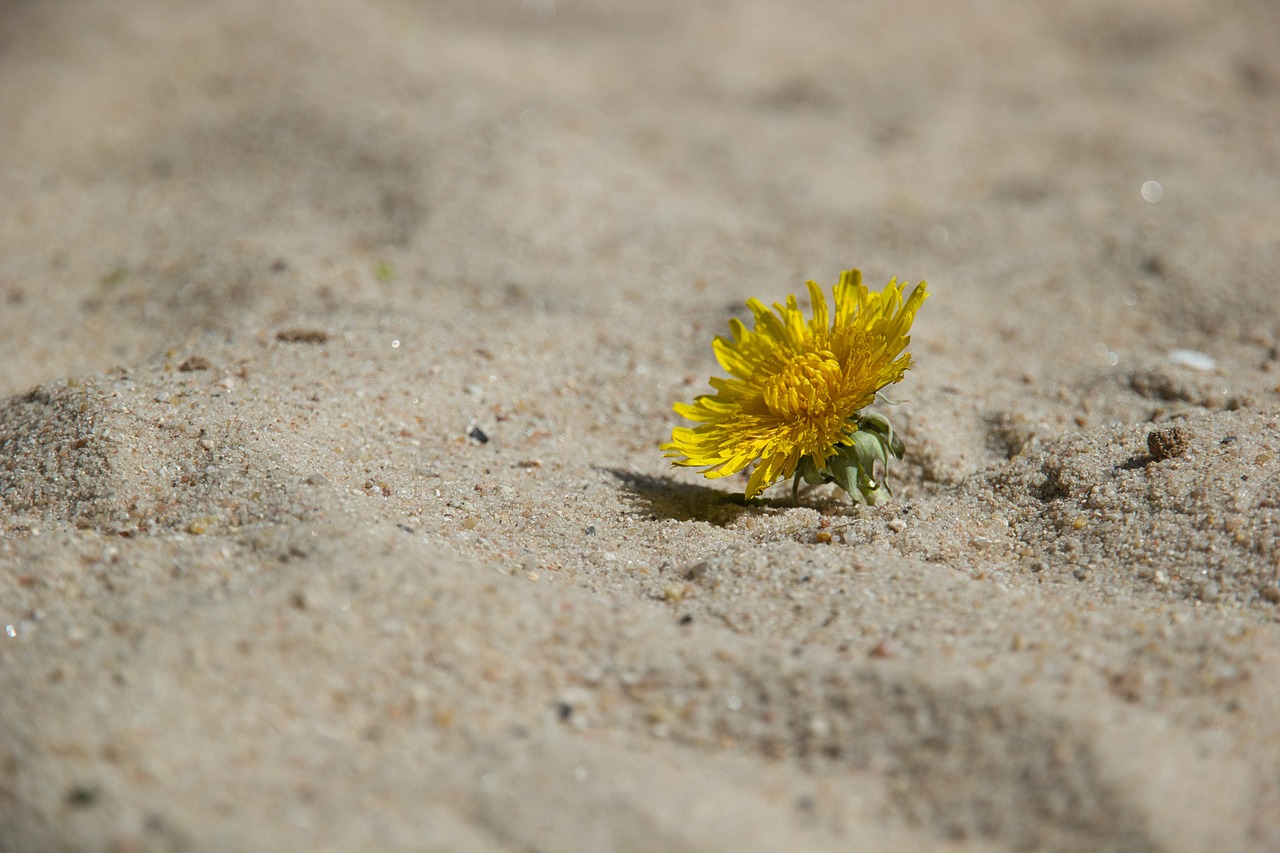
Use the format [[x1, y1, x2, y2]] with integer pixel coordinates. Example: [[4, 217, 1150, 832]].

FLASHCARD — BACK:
[[662, 269, 928, 504]]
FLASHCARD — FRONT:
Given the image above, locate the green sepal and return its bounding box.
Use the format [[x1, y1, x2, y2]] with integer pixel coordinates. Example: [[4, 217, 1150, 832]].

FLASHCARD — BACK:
[[791, 412, 906, 506]]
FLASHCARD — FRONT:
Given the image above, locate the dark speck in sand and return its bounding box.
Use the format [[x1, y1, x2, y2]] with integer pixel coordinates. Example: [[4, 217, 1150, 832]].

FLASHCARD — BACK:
[[65, 784, 100, 808]]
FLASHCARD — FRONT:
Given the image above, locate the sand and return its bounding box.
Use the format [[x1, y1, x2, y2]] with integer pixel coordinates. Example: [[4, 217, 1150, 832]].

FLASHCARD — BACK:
[[3, 1, 1280, 850]]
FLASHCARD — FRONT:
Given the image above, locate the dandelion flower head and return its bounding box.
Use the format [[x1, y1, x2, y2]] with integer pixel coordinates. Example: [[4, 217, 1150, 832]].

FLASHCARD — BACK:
[[662, 269, 928, 500]]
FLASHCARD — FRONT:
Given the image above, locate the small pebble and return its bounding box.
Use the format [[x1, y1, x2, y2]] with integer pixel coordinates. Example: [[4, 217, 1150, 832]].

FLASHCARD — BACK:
[[661, 583, 688, 602], [187, 517, 215, 535], [177, 355, 211, 372], [868, 638, 899, 659], [1198, 579, 1220, 602], [276, 328, 329, 344], [1148, 426, 1189, 461], [684, 560, 710, 581]]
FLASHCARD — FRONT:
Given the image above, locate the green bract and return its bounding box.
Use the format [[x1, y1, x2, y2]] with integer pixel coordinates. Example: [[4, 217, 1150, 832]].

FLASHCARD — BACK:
[[791, 412, 905, 506]]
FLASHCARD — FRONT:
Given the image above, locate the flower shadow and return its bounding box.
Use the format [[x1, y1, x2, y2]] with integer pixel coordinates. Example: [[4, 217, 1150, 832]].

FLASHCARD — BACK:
[[601, 468, 762, 526]]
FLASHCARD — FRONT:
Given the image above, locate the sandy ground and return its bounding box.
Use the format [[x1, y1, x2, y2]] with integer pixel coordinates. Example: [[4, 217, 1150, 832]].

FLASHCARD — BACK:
[[3, 1, 1280, 850]]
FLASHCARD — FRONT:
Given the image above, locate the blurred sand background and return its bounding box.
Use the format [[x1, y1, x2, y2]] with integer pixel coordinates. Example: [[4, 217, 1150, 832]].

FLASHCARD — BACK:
[[3, 1, 1280, 850]]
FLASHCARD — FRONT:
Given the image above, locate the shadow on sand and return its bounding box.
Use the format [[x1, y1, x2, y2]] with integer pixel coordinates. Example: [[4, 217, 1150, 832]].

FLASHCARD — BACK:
[[603, 468, 835, 525], [600, 468, 760, 525]]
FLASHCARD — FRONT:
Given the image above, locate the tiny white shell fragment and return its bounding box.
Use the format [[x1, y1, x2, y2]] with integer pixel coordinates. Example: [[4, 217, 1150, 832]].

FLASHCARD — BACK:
[[1167, 349, 1216, 371]]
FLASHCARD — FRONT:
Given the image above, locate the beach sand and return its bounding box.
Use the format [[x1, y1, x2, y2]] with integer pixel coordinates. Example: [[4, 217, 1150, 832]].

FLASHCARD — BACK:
[[3, 1, 1280, 850]]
